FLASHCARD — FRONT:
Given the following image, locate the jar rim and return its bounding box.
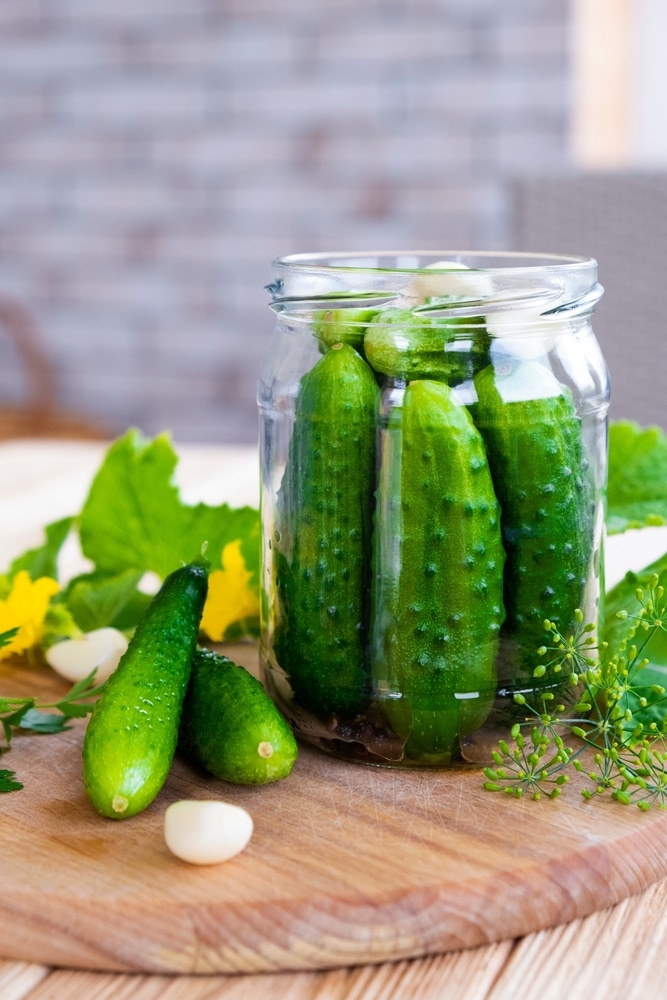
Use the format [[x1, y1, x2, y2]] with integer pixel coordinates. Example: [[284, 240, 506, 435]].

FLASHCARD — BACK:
[[268, 251, 601, 320], [271, 250, 596, 274]]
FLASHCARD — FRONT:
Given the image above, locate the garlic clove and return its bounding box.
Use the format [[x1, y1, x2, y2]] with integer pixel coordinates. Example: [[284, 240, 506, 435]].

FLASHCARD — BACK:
[[45, 627, 128, 683], [410, 261, 494, 304], [164, 800, 254, 865], [485, 308, 570, 360]]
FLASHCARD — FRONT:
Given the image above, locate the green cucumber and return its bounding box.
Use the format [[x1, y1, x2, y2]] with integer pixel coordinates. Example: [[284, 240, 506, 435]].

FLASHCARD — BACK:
[[274, 343, 379, 719], [312, 307, 378, 357], [471, 358, 594, 697], [82, 557, 209, 819], [371, 379, 505, 762], [364, 309, 489, 384], [179, 649, 298, 785]]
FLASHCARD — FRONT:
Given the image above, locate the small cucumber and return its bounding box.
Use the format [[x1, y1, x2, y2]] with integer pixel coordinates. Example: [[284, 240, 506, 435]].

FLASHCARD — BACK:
[[273, 343, 379, 719], [179, 648, 298, 784], [82, 557, 209, 819], [312, 307, 378, 357], [371, 379, 505, 762], [471, 358, 594, 695], [364, 309, 489, 384]]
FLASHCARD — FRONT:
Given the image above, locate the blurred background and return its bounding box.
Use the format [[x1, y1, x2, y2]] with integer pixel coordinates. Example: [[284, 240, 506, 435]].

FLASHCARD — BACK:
[[0, 0, 664, 444]]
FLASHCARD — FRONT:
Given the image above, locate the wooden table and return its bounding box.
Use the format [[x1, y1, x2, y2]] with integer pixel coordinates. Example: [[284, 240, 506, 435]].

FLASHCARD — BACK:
[[3, 439, 667, 1000]]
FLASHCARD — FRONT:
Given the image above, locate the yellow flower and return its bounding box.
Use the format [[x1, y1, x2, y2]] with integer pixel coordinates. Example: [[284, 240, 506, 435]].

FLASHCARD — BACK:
[[0, 571, 60, 660], [200, 540, 260, 642]]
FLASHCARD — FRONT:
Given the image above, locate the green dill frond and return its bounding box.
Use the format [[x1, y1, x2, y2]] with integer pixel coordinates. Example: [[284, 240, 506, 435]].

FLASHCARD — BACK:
[[483, 574, 667, 810]]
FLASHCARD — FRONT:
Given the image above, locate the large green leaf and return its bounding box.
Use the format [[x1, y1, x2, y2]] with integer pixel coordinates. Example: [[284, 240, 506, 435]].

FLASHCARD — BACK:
[[65, 569, 144, 632], [607, 421, 667, 534], [78, 429, 260, 585], [604, 549, 667, 731], [9, 517, 74, 581]]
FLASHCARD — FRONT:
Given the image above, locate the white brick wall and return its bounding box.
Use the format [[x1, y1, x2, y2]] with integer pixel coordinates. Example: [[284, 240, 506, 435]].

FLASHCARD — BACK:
[[0, 0, 570, 444]]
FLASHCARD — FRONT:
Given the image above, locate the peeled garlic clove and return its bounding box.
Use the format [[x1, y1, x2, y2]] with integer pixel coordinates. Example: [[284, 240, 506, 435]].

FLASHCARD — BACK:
[[164, 800, 253, 865], [485, 308, 570, 360], [410, 261, 493, 304], [45, 627, 128, 683]]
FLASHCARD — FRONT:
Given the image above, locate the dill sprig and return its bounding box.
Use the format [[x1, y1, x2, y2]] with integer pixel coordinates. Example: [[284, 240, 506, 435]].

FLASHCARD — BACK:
[[484, 574, 667, 809]]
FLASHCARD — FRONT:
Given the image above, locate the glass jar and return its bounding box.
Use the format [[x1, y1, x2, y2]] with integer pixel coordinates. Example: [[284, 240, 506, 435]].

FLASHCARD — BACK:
[[257, 251, 609, 768]]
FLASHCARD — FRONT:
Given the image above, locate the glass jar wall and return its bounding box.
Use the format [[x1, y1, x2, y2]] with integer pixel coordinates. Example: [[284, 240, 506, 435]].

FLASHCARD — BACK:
[[257, 252, 609, 767]]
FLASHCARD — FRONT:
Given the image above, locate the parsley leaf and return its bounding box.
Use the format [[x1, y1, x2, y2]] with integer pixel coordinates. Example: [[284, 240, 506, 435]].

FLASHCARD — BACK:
[[0, 671, 104, 753], [0, 699, 34, 746], [0, 769, 23, 793], [0, 627, 19, 650], [17, 708, 70, 734]]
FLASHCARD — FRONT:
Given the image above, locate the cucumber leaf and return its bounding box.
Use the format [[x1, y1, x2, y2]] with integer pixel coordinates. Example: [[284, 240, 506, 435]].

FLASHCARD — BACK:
[[64, 568, 144, 632], [607, 421, 667, 534], [79, 429, 259, 584], [604, 548, 667, 653], [604, 548, 667, 731], [42, 601, 79, 649], [9, 517, 74, 581], [77, 429, 260, 638]]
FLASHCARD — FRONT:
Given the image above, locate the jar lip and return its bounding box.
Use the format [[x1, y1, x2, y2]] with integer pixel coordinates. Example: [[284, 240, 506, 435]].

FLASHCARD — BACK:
[[268, 251, 601, 319], [271, 250, 597, 274]]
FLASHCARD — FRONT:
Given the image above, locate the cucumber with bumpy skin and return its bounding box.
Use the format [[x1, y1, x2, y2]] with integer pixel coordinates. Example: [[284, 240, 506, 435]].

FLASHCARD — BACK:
[[82, 557, 209, 819], [471, 358, 594, 697], [371, 379, 505, 763], [364, 309, 489, 384], [179, 649, 298, 785], [312, 307, 378, 358], [274, 343, 379, 719]]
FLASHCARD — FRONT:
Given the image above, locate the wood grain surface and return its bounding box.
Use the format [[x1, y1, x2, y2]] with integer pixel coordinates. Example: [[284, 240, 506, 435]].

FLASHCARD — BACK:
[[4, 440, 667, 998], [3, 641, 667, 976]]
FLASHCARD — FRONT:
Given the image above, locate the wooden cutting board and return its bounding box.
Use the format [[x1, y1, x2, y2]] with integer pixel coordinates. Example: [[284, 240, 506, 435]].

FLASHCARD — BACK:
[[2, 643, 667, 976]]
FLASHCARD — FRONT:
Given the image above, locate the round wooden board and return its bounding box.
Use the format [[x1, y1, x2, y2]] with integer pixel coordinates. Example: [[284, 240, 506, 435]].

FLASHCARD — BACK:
[[2, 644, 667, 976]]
